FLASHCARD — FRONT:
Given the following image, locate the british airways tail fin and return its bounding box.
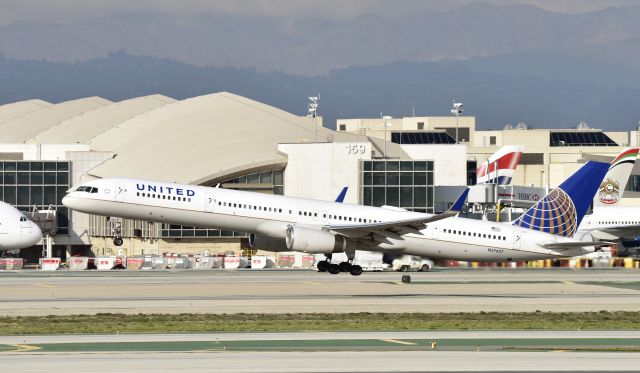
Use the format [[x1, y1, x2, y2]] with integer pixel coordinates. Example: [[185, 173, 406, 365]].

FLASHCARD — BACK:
[[594, 147, 639, 207], [476, 145, 523, 185], [335, 187, 348, 203], [512, 161, 609, 237]]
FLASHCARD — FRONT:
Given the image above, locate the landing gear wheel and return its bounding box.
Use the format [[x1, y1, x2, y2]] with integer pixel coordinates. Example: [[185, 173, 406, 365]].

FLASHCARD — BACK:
[[317, 260, 330, 272], [338, 262, 352, 273], [349, 265, 363, 276], [113, 237, 123, 246], [328, 264, 341, 274]]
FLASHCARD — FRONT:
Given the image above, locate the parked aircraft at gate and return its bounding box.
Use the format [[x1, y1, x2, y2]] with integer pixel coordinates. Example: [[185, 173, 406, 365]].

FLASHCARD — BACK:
[[63, 161, 609, 275], [577, 148, 640, 246], [0, 201, 42, 252]]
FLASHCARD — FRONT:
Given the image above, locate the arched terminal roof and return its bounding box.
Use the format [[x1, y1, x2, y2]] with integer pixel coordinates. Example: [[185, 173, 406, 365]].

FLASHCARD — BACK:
[[87, 92, 392, 184], [26, 95, 175, 144], [0, 97, 112, 143], [0, 99, 51, 123]]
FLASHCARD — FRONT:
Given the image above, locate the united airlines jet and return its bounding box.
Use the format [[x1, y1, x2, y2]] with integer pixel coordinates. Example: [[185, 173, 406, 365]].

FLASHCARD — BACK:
[[0, 201, 42, 252], [63, 160, 610, 275]]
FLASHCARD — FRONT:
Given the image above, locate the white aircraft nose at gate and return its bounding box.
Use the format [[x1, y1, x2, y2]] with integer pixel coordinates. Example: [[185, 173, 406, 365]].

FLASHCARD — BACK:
[[29, 221, 42, 246]]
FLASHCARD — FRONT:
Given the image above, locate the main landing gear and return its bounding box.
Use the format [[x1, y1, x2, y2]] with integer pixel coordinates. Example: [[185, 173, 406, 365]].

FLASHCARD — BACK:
[[316, 255, 363, 276]]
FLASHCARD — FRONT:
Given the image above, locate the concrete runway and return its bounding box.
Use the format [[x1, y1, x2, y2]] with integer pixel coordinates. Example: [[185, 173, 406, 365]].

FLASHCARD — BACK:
[[0, 268, 638, 316], [3, 351, 640, 372], [1, 331, 639, 372]]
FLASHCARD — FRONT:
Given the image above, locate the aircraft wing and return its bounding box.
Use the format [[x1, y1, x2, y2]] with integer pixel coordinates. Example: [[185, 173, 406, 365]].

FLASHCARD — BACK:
[[538, 241, 615, 250], [585, 226, 640, 240], [329, 188, 469, 239], [329, 211, 459, 238]]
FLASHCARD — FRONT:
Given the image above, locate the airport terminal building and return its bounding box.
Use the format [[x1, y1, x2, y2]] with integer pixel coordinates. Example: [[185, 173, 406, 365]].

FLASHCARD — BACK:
[[0, 92, 639, 260]]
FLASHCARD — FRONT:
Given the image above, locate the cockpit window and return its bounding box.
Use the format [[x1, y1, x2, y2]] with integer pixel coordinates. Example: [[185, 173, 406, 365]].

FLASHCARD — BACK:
[[75, 186, 99, 193], [19, 216, 27, 222]]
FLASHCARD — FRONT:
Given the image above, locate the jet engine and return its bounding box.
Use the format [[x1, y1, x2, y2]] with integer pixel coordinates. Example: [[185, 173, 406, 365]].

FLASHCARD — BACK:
[[285, 225, 347, 254], [248, 234, 288, 252]]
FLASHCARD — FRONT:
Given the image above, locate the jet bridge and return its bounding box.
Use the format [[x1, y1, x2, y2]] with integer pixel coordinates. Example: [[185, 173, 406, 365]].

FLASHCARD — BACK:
[[434, 184, 545, 222], [27, 205, 57, 258]]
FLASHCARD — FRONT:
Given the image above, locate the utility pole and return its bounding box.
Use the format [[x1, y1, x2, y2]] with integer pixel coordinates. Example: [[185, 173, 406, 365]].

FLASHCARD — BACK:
[[382, 115, 392, 158], [307, 96, 319, 142], [451, 100, 463, 143]]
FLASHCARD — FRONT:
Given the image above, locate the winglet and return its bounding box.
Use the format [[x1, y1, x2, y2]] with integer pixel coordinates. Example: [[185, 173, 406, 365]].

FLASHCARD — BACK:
[[448, 188, 469, 214], [335, 187, 348, 203]]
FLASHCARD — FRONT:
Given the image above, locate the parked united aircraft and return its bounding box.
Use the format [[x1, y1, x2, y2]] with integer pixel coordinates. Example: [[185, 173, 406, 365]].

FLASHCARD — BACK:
[[0, 201, 42, 252], [476, 145, 523, 185], [63, 161, 609, 275], [576, 148, 640, 248]]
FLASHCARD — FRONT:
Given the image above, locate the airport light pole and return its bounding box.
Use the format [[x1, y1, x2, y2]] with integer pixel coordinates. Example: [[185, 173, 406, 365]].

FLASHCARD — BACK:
[[307, 96, 319, 142], [450, 100, 463, 144], [382, 115, 392, 158]]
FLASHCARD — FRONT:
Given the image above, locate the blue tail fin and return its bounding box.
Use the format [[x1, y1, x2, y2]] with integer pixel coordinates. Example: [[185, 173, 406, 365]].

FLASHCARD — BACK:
[[512, 161, 609, 237], [448, 188, 469, 214], [335, 187, 348, 203]]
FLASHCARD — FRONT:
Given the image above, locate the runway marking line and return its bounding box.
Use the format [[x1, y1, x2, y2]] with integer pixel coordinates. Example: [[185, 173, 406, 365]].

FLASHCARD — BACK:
[[382, 339, 416, 345], [10, 344, 41, 352]]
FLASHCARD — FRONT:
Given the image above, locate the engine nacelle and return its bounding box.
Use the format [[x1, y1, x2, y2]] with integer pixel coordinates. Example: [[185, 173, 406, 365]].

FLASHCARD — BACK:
[[285, 225, 346, 254], [248, 234, 288, 252]]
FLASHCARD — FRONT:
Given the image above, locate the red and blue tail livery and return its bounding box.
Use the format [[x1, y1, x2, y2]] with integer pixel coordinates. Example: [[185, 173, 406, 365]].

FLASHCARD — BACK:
[[513, 161, 609, 237], [476, 145, 523, 185]]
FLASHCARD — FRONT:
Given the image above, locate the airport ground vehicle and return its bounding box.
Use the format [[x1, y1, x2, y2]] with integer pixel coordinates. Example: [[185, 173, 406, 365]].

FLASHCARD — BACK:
[[392, 255, 433, 272]]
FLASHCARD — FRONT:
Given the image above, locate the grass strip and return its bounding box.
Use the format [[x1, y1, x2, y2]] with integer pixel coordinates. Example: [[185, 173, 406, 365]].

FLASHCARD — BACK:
[[0, 311, 638, 335]]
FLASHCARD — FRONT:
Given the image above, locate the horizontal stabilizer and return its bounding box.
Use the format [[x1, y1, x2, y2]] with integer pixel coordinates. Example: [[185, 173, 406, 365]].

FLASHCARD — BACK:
[[539, 241, 615, 250]]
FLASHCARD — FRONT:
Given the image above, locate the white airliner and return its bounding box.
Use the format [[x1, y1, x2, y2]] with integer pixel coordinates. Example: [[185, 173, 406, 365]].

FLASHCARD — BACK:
[[0, 201, 42, 252], [63, 161, 609, 275], [576, 148, 640, 245]]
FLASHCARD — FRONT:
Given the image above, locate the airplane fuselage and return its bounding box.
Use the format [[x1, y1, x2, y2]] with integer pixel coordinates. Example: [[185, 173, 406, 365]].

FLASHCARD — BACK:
[[63, 178, 591, 262], [0, 201, 42, 252]]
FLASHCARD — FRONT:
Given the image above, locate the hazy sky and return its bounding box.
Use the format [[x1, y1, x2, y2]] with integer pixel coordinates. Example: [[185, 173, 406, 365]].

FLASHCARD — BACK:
[[0, 0, 637, 25]]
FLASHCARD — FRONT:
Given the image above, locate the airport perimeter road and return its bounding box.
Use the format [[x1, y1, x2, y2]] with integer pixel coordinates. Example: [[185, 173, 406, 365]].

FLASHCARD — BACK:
[[1, 331, 639, 372], [0, 269, 638, 315]]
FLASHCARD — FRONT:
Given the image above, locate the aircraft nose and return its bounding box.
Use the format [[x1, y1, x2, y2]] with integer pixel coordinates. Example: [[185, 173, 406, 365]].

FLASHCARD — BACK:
[[28, 221, 42, 245], [62, 195, 76, 209]]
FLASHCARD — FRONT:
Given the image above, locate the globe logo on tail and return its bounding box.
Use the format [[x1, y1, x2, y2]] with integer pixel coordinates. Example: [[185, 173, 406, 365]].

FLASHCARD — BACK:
[[513, 188, 578, 237]]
